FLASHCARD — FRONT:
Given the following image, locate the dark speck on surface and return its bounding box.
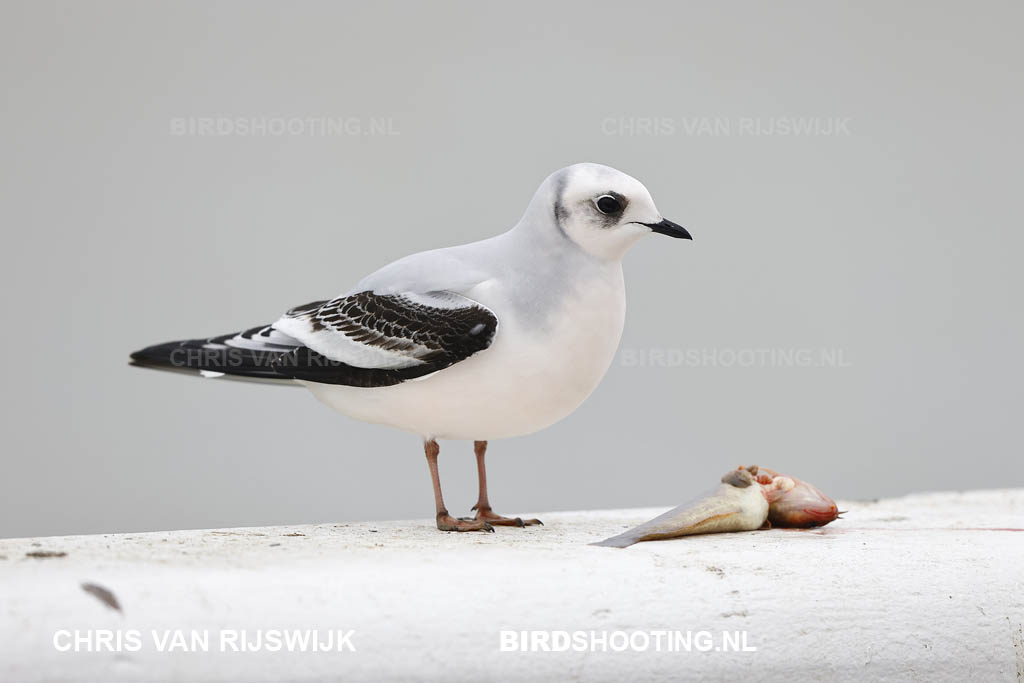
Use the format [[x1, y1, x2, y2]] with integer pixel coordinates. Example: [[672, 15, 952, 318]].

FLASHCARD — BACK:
[[26, 550, 67, 559], [82, 583, 122, 613]]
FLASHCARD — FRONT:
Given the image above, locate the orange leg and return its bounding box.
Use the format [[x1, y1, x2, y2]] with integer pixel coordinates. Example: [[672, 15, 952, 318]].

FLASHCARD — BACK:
[[424, 440, 493, 532], [469, 441, 543, 527]]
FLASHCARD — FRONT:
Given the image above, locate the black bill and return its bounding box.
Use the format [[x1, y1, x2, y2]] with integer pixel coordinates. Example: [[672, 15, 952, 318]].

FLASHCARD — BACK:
[[640, 219, 692, 240]]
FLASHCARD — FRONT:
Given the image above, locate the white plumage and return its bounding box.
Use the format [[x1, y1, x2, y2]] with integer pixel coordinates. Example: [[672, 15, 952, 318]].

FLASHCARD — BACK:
[[132, 162, 691, 530]]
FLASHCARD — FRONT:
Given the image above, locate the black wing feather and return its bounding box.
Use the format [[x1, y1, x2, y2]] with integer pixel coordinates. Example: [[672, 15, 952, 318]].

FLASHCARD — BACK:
[[130, 291, 497, 388], [129, 325, 294, 381], [273, 291, 497, 386]]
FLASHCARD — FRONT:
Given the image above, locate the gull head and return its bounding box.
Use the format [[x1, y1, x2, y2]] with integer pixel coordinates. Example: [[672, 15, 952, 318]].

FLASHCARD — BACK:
[[524, 163, 691, 261]]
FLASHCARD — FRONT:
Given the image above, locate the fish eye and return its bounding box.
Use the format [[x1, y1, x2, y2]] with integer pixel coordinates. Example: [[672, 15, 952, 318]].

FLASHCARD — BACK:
[[595, 195, 622, 215]]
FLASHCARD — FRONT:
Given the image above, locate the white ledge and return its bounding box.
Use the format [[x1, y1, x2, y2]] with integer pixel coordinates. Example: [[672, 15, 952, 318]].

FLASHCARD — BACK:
[[2, 489, 1023, 682]]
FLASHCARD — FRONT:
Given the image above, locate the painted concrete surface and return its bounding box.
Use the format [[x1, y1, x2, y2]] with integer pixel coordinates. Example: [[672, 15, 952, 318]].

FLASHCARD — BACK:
[[1, 489, 1022, 682]]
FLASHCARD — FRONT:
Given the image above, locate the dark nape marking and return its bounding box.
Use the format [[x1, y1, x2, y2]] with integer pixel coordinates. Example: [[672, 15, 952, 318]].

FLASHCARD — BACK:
[[551, 170, 570, 238], [81, 583, 122, 613]]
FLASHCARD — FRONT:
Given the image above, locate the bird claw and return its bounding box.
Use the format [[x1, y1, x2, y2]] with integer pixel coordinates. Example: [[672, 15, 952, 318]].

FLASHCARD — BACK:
[[436, 512, 494, 533], [471, 506, 543, 528]]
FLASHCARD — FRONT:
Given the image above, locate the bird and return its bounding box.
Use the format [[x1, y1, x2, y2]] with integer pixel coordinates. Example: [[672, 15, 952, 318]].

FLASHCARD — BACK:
[[130, 163, 692, 532]]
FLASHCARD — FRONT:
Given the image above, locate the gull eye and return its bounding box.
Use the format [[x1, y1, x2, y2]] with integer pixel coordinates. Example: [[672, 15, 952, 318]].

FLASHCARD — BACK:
[[595, 195, 622, 215]]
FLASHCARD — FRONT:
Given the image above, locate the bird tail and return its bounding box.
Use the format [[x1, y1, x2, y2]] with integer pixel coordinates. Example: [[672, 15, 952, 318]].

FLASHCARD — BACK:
[[129, 325, 301, 385]]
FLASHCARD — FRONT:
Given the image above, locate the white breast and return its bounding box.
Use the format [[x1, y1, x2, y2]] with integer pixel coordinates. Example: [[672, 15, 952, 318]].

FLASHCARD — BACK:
[[303, 265, 627, 440]]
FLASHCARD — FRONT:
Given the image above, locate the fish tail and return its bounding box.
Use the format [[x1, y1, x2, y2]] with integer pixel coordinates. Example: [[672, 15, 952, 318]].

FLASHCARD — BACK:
[[589, 534, 637, 548]]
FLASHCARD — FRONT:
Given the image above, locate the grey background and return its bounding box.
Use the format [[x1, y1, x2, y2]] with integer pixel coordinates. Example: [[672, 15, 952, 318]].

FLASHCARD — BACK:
[[2, 1, 1021, 538]]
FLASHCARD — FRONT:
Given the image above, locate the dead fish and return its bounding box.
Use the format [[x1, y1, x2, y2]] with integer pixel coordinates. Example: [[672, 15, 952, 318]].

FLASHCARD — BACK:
[[752, 466, 840, 527], [592, 466, 771, 548]]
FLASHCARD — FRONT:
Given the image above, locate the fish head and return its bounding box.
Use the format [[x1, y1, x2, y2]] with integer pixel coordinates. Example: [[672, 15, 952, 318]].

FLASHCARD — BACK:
[[767, 478, 839, 527], [736, 464, 840, 527]]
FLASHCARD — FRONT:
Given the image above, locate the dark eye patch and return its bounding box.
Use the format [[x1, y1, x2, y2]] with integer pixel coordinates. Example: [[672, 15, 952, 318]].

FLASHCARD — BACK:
[[596, 195, 622, 215]]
